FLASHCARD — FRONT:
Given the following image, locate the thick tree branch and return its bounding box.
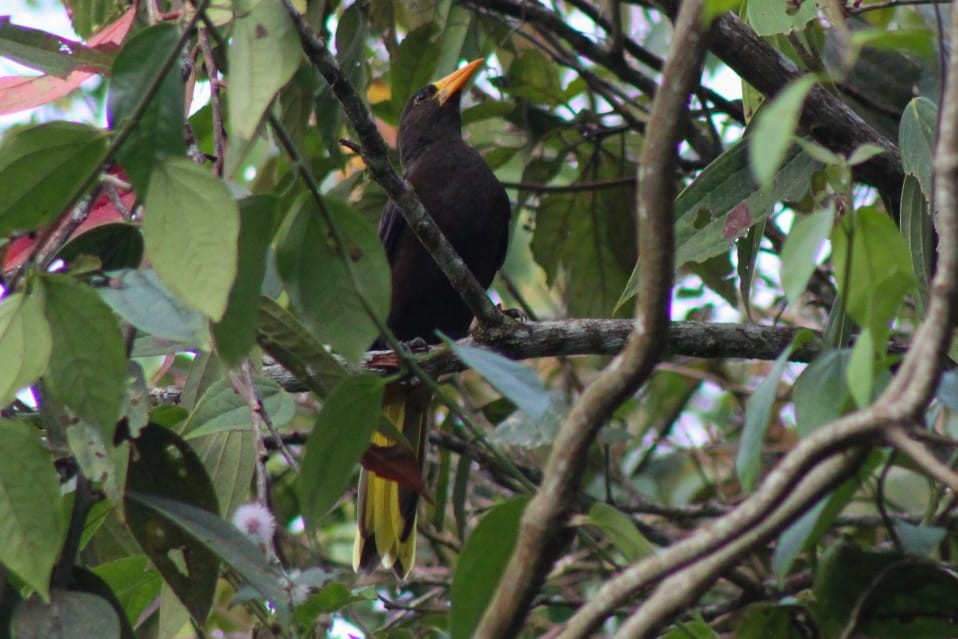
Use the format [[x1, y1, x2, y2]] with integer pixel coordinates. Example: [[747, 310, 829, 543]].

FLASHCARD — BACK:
[[558, 4, 958, 634], [472, 1, 709, 635], [675, 3, 904, 208], [278, 0, 507, 331]]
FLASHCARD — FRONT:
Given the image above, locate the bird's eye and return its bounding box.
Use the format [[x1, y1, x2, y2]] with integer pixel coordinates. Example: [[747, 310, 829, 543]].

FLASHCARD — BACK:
[[413, 87, 435, 103]]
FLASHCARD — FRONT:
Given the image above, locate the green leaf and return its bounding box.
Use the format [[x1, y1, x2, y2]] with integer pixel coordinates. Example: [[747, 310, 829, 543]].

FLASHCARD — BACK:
[[92, 555, 163, 629], [99, 268, 209, 348], [749, 75, 816, 189], [793, 349, 851, 436], [581, 502, 654, 562], [747, 0, 816, 36], [894, 521, 946, 556], [213, 196, 275, 366], [69, 566, 136, 639], [900, 175, 932, 315], [851, 29, 937, 60], [0, 291, 51, 408], [846, 328, 875, 408], [899, 97, 937, 201], [107, 23, 185, 197], [734, 604, 806, 639], [450, 496, 530, 639], [126, 493, 290, 624], [57, 223, 144, 272], [0, 419, 66, 600], [0, 21, 111, 77], [124, 424, 220, 624], [812, 543, 958, 638], [533, 164, 636, 317], [144, 157, 240, 321], [737, 219, 765, 320], [228, 0, 303, 140], [299, 375, 385, 524], [275, 196, 389, 363], [42, 274, 127, 436], [780, 203, 834, 306], [189, 429, 257, 517], [334, 2, 368, 95], [737, 330, 814, 491], [773, 452, 881, 581], [831, 207, 916, 345], [508, 49, 564, 105], [255, 297, 349, 398], [12, 591, 121, 639], [0, 121, 107, 235], [391, 24, 439, 107], [445, 340, 553, 420], [182, 377, 294, 439], [622, 140, 820, 304]]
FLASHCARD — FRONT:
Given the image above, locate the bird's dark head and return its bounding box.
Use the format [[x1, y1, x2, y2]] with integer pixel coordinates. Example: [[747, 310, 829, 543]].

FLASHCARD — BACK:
[[398, 59, 484, 167]]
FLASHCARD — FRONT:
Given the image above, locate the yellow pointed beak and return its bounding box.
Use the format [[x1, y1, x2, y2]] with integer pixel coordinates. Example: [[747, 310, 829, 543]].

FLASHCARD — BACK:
[[433, 59, 484, 106]]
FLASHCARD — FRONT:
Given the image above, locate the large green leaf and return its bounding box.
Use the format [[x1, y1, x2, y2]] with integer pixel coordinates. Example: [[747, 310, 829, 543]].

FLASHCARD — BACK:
[[255, 297, 349, 398], [532, 164, 636, 317], [0, 122, 107, 235], [446, 340, 553, 420], [749, 75, 816, 189], [107, 23, 185, 197], [189, 429, 257, 518], [42, 274, 127, 437], [812, 543, 958, 638], [127, 493, 290, 624], [298, 375, 385, 524], [831, 207, 916, 346], [143, 157, 240, 321], [12, 591, 121, 639], [792, 349, 851, 436], [899, 175, 932, 315], [0, 21, 111, 77], [182, 377, 294, 439], [450, 496, 529, 639], [228, 0, 302, 140], [275, 196, 389, 363], [746, 0, 816, 36], [124, 424, 220, 624], [0, 419, 66, 600], [508, 49, 564, 106], [899, 97, 937, 201], [737, 331, 814, 491], [213, 195, 276, 366], [99, 268, 209, 348], [391, 24, 439, 107], [92, 555, 163, 629], [0, 291, 51, 408], [621, 139, 819, 304], [780, 202, 835, 307]]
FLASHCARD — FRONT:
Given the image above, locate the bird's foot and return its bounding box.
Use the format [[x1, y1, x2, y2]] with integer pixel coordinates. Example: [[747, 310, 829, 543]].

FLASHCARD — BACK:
[[498, 304, 529, 323], [399, 337, 431, 353]]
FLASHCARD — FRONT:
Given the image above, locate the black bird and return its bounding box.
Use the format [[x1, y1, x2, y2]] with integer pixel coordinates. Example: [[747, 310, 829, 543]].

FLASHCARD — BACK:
[[353, 59, 511, 577]]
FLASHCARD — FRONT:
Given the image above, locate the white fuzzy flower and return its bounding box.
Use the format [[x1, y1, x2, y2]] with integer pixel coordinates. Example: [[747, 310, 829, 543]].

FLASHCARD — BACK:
[[231, 502, 276, 546]]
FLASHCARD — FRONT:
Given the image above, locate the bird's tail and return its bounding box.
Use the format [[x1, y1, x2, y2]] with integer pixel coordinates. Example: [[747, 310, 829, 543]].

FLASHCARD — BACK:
[[353, 381, 430, 578]]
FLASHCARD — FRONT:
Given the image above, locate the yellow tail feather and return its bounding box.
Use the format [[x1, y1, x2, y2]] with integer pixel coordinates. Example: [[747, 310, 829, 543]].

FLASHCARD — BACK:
[[353, 382, 429, 578]]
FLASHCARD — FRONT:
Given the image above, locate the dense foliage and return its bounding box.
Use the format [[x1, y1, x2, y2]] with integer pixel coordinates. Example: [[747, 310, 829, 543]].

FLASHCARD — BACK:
[[0, 0, 955, 637]]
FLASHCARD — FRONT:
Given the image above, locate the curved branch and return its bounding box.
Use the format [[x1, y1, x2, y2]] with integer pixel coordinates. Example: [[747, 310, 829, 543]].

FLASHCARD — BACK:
[[558, 3, 958, 634], [472, 0, 710, 635], [278, 0, 507, 331]]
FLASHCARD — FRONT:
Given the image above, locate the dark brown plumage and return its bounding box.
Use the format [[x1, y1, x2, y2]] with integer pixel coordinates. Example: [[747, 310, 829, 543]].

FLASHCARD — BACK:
[[354, 60, 511, 577]]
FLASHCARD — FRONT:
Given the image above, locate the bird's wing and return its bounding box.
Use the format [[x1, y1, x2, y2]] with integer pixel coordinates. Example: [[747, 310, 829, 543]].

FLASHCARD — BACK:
[[378, 199, 407, 265]]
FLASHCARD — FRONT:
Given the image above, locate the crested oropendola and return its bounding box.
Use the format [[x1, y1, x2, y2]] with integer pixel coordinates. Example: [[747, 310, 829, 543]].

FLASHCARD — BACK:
[[352, 59, 511, 577]]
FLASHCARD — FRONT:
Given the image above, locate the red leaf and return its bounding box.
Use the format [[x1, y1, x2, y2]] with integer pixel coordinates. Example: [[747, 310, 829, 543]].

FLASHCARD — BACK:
[[723, 202, 752, 239], [2, 169, 136, 272], [0, 8, 134, 115], [360, 445, 432, 501]]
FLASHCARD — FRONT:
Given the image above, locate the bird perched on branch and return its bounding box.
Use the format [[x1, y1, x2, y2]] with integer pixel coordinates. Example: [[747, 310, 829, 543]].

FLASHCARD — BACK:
[[353, 59, 511, 577]]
